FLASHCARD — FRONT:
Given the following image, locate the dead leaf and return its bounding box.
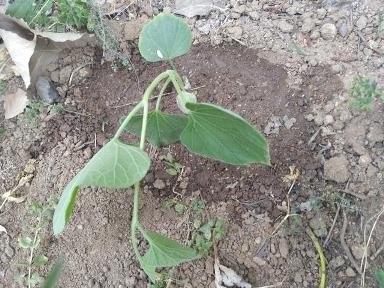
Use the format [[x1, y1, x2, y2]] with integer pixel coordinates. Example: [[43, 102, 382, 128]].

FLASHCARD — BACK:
[[0, 225, 7, 234], [214, 256, 251, 288], [0, 14, 89, 89], [4, 88, 28, 119], [175, 0, 214, 17]]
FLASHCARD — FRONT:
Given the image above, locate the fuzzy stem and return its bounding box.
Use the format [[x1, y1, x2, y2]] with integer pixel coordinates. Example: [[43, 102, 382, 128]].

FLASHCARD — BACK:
[[28, 224, 41, 288], [155, 78, 172, 111], [114, 101, 144, 140]]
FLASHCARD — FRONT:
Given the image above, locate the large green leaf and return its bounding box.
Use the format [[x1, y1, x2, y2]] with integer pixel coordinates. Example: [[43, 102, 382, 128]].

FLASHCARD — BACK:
[[138, 13, 192, 62], [180, 103, 270, 165], [141, 230, 199, 269], [376, 269, 384, 288], [42, 257, 65, 288], [125, 111, 188, 147], [53, 139, 150, 234]]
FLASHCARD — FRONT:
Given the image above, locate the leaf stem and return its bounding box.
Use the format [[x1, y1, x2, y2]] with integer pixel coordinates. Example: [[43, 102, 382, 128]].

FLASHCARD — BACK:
[[155, 77, 171, 111], [130, 183, 142, 260], [28, 223, 41, 288], [114, 101, 144, 140]]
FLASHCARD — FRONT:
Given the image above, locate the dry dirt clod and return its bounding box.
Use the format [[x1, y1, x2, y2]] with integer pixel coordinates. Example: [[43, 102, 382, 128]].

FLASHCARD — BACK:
[[320, 23, 337, 40], [153, 179, 166, 189], [324, 155, 350, 183]]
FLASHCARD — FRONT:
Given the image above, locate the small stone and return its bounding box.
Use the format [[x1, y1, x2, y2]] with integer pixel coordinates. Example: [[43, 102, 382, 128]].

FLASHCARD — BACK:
[[345, 267, 356, 277], [59, 65, 73, 84], [276, 20, 294, 33], [302, 17, 316, 33], [241, 243, 249, 253], [323, 115, 334, 125], [73, 87, 82, 97], [248, 11, 260, 21], [366, 165, 378, 178], [50, 70, 60, 83], [367, 124, 384, 145], [153, 179, 166, 189], [83, 147, 92, 159], [324, 155, 350, 183], [278, 238, 289, 258], [253, 256, 266, 266], [270, 242, 276, 254], [356, 16, 368, 30], [227, 26, 243, 39], [358, 154, 372, 167], [316, 8, 327, 19], [233, 4, 246, 14], [36, 76, 59, 104], [78, 67, 92, 79], [351, 245, 364, 260], [337, 21, 350, 37], [294, 272, 302, 283], [331, 63, 343, 74], [309, 213, 327, 237], [330, 256, 345, 269], [333, 120, 344, 130], [320, 23, 337, 40], [179, 181, 188, 189], [310, 30, 320, 40], [283, 115, 296, 129]]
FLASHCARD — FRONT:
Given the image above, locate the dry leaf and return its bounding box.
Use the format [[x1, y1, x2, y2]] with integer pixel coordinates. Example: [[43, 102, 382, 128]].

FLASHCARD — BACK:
[[175, 0, 214, 17], [0, 225, 7, 234], [4, 88, 28, 119]]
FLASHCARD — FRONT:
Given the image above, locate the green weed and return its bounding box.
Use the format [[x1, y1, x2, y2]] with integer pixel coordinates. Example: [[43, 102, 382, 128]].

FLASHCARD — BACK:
[[15, 200, 56, 287], [349, 76, 384, 111], [191, 218, 226, 256], [57, 0, 90, 30], [376, 269, 384, 288], [160, 153, 183, 176]]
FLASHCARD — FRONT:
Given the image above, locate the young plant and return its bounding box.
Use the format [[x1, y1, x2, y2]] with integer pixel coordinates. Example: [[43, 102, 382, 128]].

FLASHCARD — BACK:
[[160, 153, 183, 176], [15, 201, 55, 288], [349, 76, 384, 111], [52, 13, 270, 283]]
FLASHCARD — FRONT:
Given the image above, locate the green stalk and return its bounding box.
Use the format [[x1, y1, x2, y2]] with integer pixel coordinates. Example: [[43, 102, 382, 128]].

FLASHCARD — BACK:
[[130, 183, 142, 260], [155, 78, 171, 110], [114, 101, 144, 140]]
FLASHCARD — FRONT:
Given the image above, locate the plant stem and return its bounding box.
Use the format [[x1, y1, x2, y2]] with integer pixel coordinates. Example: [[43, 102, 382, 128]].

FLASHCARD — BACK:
[[28, 224, 41, 288], [130, 183, 142, 260], [155, 78, 171, 110], [114, 101, 144, 140]]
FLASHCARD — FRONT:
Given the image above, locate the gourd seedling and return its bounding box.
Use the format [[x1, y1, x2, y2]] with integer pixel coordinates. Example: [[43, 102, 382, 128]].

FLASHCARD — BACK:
[[52, 13, 270, 283]]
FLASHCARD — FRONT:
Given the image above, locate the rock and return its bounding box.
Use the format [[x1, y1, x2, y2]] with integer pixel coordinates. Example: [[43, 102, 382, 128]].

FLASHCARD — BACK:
[[330, 256, 345, 269], [323, 115, 334, 125], [276, 20, 294, 33], [59, 65, 73, 84], [278, 238, 289, 258], [227, 26, 243, 39], [35, 76, 59, 104], [345, 121, 367, 155], [153, 179, 166, 189], [253, 256, 266, 266], [122, 16, 148, 41], [358, 154, 372, 167], [345, 267, 356, 277], [367, 123, 384, 145], [351, 245, 364, 260], [283, 115, 296, 129], [356, 16, 368, 30], [331, 63, 344, 74], [83, 147, 92, 159], [233, 4, 246, 14], [316, 8, 327, 19], [309, 213, 327, 237], [320, 23, 337, 40], [337, 21, 351, 37], [248, 11, 260, 21], [302, 17, 316, 33], [324, 155, 350, 183], [50, 70, 60, 83], [241, 243, 249, 253]]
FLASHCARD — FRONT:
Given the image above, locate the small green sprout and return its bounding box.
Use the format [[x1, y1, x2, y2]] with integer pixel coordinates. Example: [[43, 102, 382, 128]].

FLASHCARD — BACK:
[[349, 76, 384, 111], [160, 153, 183, 176]]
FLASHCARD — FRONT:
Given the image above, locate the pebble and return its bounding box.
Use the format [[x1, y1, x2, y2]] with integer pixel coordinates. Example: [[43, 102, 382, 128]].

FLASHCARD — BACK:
[[278, 238, 289, 258], [356, 15, 368, 30], [241, 242, 249, 253], [36, 76, 59, 104], [330, 256, 345, 269], [324, 155, 350, 183], [351, 245, 364, 260], [83, 147, 92, 159], [248, 11, 260, 21], [358, 154, 372, 167], [276, 20, 294, 33], [227, 26, 243, 39], [320, 23, 337, 40], [309, 213, 327, 237], [345, 267, 356, 277], [253, 256, 266, 266], [316, 8, 327, 19], [153, 179, 166, 189], [323, 115, 334, 125], [302, 17, 316, 33]]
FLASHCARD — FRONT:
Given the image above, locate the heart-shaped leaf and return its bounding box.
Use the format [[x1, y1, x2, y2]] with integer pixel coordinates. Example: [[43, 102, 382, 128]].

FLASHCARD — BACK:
[[138, 13, 192, 62], [53, 139, 150, 234], [141, 230, 199, 269], [124, 111, 188, 147], [180, 103, 270, 165]]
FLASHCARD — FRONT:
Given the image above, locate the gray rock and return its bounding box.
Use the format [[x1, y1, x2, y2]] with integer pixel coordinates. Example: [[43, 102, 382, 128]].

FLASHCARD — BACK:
[[330, 256, 345, 269], [316, 8, 327, 20], [367, 123, 384, 145], [302, 17, 316, 33], [278, 238, 289, 258], [309, 213, 327, 237], [323, 114, 334, 125], [276, 20, 294, 33], [35, 76, 59, 104], [248, 11, 260, 21], [59, 65, 73, 84], [356, 15, 368, 30], [345, 267, 356, 277], [153, 179, 166, 189], [337, 21, 351, 37], [324, 155, 350, 183], [227, 26, 243, 39], [320, 23, 337, 40]]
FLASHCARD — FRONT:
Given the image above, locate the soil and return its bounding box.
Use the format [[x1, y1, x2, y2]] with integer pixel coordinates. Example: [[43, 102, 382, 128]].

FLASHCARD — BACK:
[[1, 0, 384, 288]]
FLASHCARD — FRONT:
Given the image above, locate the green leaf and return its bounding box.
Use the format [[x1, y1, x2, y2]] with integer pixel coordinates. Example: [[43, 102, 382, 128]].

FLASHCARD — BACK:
[[139, 13, 192, 62], [180, 103, 270, 165], [124, 111, 188, 147], [18, 236, 33, 249], [141, 230, 199, 268], [6, 0, 35, 23], [376, 269, 384, 288], [33, 255, 48, 267], [53, 139, 150, 234], [42, 257, 65, 288], [28, 273, 43, 286]]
